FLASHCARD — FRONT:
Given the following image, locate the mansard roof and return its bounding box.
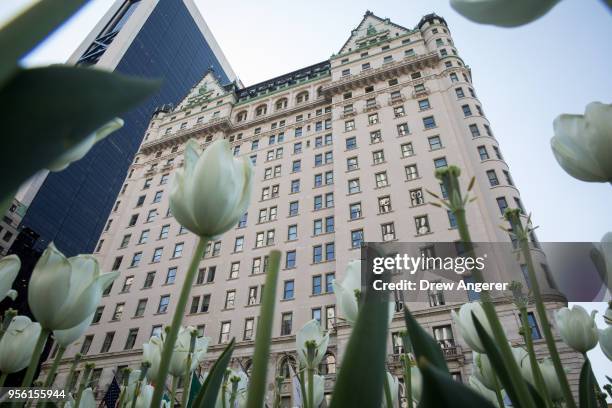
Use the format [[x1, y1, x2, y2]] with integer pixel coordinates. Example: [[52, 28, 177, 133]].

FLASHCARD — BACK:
[[338, 10, 412, 55]]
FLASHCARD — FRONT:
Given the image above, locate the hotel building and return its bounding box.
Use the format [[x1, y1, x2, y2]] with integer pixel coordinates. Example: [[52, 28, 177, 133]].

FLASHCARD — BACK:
[[43, 12, 581, 405]]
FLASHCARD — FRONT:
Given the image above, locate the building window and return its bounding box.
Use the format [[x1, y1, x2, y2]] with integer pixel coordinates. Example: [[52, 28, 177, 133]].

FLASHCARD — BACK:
[[410, 188, 425, 206], [448, 210, 458, 228], [219, 322, 231, 344], [428, 281, 446, 306], [487, 170, 500, 186], [234, 236, 244, 252], [172, 243, 184, 258], [151, 247, 163, 263], [345, 120, 355, 132], [423, 116, 437, 129], [143, 272, 155, 288], [121, 276, 134, 292], [428, 135, 443, 150], [100, 332, 114, 353], [244, 318, 255, 341], [351, 229, 364, 248], [130, 252, 142, 267], [348, 178, 360, 194], [418, 99, 431, 110], [378, 196, 392, 213], [375, 172, 388, 188], [158, 295, 170, 313], [455, 87, 465, 98], [287, 225, 298, 241], [381, 222, 396, 241], [469, 124, 481, 137], [229, 262, 240, 279], [496, 197, 508, 215], [312, 275, 322, 295], [434, 157, 448, 168], [372, 150, 385, 165], [347, 157, 358, 171], [80, 335, 93, 355], [397, 123, 409, 136], [225, 290, 236, 309], [286, 250, 296, 268], [112, 303, 124, 321], [415, 215, 431, 235], [346, 137, 357, 150], [350, 203, 362, 220], [405, 164, 419, 180], [281, 312, 293, 336], [201, 294, 210, 313], [289, 201, 299, 216], [394, 106, 405, 118], [283, 280, 294, 300], [124, 328, 138, 350], [478, 146, 489, 160], [291, 179, 300, 193], [135, 299, 147, 317], [165, 267, 177, 284]]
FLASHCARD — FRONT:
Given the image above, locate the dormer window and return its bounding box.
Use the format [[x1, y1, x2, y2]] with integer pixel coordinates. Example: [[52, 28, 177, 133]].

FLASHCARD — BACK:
[[255, 104, 268, 116]]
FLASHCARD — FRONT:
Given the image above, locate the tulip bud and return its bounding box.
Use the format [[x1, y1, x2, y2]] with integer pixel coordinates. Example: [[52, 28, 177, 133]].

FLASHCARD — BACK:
[[142, 336, 164, 381], [555, 305, 599, 353], [0, 316, 42, 373], [135, 384, 154, 408], [169, 139, 253, 238], [600, 326, 612, 361], [450, 0, 561, 27], [551, 102, 612, 183], [451, 302, 494, 354], [0, 254, 20, 302], [28, 242, 118, 330], [472, 352, 496, 390], [168, 326, 209, 377], [296, 319, 329, 368]]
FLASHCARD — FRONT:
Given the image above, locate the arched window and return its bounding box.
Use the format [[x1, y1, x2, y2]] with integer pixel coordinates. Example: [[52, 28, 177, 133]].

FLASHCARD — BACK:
[[275, 98, 288, 111], [278, 355, 296, 379], [236, 110, 247, 122], [318, 353, 336, 375], [296, 91, 309, 104], [316, 86, 323, 98], [255, 104, 268, 116]]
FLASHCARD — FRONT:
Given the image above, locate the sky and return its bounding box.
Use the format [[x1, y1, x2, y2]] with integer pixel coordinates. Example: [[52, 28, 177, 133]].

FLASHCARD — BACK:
[[1, 0, 610, 390]]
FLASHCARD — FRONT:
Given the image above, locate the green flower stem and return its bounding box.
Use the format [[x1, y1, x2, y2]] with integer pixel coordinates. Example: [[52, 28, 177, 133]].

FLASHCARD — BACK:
[[0, 372, 7, 387], [299, 369, 307, 408], [492, 375, 505, 408], [383, 374, 393, 408], [63, 353, 82, 393], [229, 379, 238, 408], [307, 366, 314, 408], [74, 363, 93, 408], [511, 212, 575, 408], [453, 208, 536, 408], [402, 356, 413, 408], [519, 306, 552, 408], [43, 345, 65, 387], [170, 375, 178, 408], [245, 250, 281, 408], [151, 236, 208, 407], [180, 365, 192, 408], [21, 328, 49, 387]]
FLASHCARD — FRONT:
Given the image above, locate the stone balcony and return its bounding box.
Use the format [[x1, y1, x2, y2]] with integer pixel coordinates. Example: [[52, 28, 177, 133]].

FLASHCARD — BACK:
[[320, 51, 439, 96]]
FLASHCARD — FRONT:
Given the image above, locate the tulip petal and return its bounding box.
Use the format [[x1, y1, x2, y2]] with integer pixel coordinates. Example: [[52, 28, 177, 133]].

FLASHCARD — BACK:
[[0, 255, 20, 301]]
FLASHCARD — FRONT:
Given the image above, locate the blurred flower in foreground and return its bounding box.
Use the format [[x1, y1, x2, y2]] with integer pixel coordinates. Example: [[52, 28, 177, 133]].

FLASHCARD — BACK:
[[0, 254, 20, 302], [600, 326, 612, 361], [450, 0, 560, 27], [551, 102, 612, 183], [296, 319, 329, 368], [0, 316, 41, 373], [451, 302, 494, 353]]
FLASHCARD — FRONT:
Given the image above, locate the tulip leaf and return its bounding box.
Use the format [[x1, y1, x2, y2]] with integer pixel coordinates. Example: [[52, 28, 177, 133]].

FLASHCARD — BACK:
[[403, 309, 448, 374], [472, 312, 522, 407], [245, 250, 281, 408], [418, 362, 496, 408], [192, 338, 235, 408], [0, 66, 161, 200], [330, 252, 390, 408], [579, 359, 598, 408], [0, 0, 86, 87]]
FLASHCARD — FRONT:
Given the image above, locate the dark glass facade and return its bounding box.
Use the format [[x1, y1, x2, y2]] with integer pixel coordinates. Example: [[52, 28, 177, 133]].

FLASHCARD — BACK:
[[19, 0, 231, 256]]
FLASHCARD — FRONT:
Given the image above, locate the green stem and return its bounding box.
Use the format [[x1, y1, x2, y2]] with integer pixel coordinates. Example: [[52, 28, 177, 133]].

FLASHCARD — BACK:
[[299, 369, 307, 408], [21, 328, 49, 387], [0, 372, 7, 387], [74, 364, 93, 408], [518, 236, 575, 408], [130, 380, 141, 408], [245, 250, 282, 408], [307, 366, 314, 408], [492, 375, 505, 408], [520, 306, 553, 408], [383, 373, 393, 408], [454, 210, 536, 408], [150, 237, 208, 407], [402, 357, 413, 408], [43, 346, 65, 387], [170, 375, 178, 408], [63, 353, 82, 394], [181, 356, 192, 408]]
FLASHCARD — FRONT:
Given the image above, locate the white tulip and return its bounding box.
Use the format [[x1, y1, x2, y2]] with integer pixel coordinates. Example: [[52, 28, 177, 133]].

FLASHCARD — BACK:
[[451, 302, 493, 353], [168, 326, 209, 377], [472, 352, 496, 390], [410, 366, 423, 403], [53, 313, 95, 348], [538, 359, 565, 402], [79, 388, 96, 408], [551, 102, 612, 183], [296, 319, 329, 368], [468, 376, 499, 405], [143, 335, 164, 381], [0, 316, 42, 373], [555, 305, 599, 353], [600, 326, 612, 361], [135, 383, 154, 408], [216, 369, 248, 408], [450, 0, 560, 27], [0, 255, 20, 302], [332, 260, 395, 326], [48, 118, 124, 172], [384, 371, 399, 406], [169, 139, 253, 238], [123, 369, 142, 403], [27, 242, 118, 330]]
